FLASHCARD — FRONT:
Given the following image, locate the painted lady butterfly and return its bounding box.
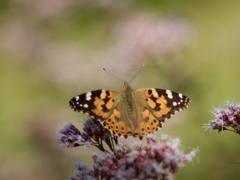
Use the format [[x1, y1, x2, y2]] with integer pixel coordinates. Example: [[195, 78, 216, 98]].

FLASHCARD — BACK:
[[69, 82, 190, 139]]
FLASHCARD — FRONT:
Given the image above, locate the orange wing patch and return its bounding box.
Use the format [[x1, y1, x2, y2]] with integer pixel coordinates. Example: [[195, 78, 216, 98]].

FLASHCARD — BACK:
[[155, 95, 171, 117], [91, 90, 115, 119], [145, 89, 171, 119], [134, 108, 164, 139], [103, 109, 132, 138]]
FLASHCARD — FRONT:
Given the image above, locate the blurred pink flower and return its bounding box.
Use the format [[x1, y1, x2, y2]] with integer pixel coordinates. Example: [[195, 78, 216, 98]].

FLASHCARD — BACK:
[[108, 13, 193, 73], [0, 6, 193, 86], [13, 0, 77, 18]]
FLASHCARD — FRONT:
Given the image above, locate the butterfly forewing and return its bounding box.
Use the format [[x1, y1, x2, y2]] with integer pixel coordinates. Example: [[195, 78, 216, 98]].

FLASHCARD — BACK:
[[69, 89, 122, 120], [138, 88, 190, 120]]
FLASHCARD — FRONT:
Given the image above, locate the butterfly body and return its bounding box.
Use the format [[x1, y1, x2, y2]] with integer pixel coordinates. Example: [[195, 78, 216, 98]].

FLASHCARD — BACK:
[[69, 82, 190, 139]]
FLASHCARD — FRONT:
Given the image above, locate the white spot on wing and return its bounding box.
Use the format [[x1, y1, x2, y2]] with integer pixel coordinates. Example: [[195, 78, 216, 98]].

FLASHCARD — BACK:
[[84, 104, 88, 108], [179, 93, 183, 98], [75, 96, 80, 101], [86, 92, 92, 101], [173, 102, 177, 106], [166, 90, 173, 99]]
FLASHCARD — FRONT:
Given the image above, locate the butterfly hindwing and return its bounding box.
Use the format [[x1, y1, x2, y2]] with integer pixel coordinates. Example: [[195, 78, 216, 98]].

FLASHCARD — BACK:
[[134, 108, 164, 138], [102, 110, 132, 138]]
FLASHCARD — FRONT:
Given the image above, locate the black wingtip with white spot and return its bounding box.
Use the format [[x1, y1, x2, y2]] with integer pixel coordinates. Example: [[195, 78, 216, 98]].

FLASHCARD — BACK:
[[69, 96, 82, 112]]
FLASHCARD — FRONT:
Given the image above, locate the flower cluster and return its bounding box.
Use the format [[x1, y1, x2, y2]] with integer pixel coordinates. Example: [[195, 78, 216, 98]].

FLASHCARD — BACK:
[[204, 101, 240, 134], [59, 120, 197, 180]]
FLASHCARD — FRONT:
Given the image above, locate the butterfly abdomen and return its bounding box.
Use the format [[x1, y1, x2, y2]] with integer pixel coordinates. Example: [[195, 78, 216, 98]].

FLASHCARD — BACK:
[[122, 83, 139, 133]]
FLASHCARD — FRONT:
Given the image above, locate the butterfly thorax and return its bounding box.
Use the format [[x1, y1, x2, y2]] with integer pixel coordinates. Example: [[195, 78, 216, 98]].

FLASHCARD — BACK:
[[123, 82, 134, 114]]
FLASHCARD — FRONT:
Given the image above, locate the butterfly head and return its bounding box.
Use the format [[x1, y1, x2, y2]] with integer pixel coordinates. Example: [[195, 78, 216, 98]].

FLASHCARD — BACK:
[[123, 82, 135, 96], [123, 81, 131, 90]]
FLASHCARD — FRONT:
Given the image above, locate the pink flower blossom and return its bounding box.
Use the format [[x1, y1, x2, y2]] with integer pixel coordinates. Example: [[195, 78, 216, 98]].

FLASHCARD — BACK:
[[204, 101, 240, 134]]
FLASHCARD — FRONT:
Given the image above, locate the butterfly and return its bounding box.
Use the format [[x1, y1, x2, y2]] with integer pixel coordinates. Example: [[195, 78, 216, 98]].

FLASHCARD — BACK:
[[69, 82, 190, 139]]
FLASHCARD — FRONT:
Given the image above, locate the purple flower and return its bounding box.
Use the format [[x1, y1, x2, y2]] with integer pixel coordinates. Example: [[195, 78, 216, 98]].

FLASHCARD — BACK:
[[204, 101, 240, 134], [69, 162, 96, 180], [69, 134, 197, 180], [58, 119, 117, 152], [58, 123, 94, 148]]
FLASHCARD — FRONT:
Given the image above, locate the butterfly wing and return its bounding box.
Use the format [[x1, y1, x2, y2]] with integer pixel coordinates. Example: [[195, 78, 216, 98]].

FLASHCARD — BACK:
[[69, 89, 120, 120], [69, 89, 132, 137], [133, 88, 190, 137]]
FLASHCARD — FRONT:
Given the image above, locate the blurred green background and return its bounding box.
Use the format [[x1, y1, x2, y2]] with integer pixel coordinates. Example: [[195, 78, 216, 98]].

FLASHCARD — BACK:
[[1, 0, 240, 179]]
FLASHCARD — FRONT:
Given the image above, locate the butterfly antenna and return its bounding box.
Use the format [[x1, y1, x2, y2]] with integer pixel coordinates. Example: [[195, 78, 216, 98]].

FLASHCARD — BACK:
[[102, 67, 124, 83], [129, 65, 145, 83]]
